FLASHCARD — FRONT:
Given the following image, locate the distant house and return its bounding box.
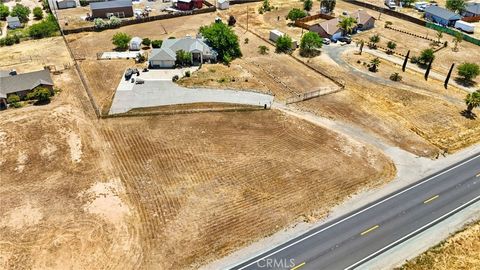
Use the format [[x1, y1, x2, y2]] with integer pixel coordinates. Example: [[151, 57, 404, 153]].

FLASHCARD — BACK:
[[462, 2, 480, 17], [0, 69, 54, 109], [217, 0, 229, 10], [129, 37, 143, 51], [175, 0, 203, 10], [6, 16, 21, 29], [56, 0, 77, 9], [148, 36, 217, 68], [425, 6, 461, 26], [90, 0, 134, 18], [309, 10, 375, 40]]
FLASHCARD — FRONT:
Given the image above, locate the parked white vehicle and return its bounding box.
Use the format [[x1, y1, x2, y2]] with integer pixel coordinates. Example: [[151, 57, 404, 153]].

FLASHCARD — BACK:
[[414, 2, 428, 11], [454, 20, 475, 34], [384, 0, 396, 9]]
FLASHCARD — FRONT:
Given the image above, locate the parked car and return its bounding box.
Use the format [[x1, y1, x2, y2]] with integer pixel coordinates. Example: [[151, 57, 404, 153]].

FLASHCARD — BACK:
[[323, 38, 331, 45], [337, 36, 352, 44]]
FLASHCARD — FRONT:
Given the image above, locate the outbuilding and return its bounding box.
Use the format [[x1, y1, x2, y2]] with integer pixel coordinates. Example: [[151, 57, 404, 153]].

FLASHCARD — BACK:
[[6, 16, 21, 29], [56, 0, 77, 9], [462, 2, 480, 17], [175, 0, 203, 10], [217, 0, 229, 10], [90, 0, 134, 18], [129, 37, 143, 51], [425, 6, 461, 26]]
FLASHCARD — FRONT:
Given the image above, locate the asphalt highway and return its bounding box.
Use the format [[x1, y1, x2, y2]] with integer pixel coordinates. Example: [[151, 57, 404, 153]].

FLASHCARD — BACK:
[[231, 153, 480, 270]]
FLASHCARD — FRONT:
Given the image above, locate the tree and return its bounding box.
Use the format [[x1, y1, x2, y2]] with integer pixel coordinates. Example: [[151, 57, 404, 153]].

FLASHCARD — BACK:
[[320, 0, 336, 13], [0, 4, 9, 20], [228, 15, 236, 26], [337, 16, 357, 36], [275, 35, 293, 53], [34, 87, 52, 104], [304, 0, 313, 11], [259, 0, 272, 13], [28, 15, 59, 39], [142, 38, 151, 46], [446, 0, 465, 13], [402, 0, 415, 7], [199, 22, 242, 63], [300, 32, 323, 57], [453, 31, 463, 51], [258, 45, 269, 55], [108, 16, 121, 28], [175, 50, 192, 66], [435, 30, 443, 43], [369, 57, 380, 72], [464, 91, 480, 115], [151, 39, 163, 48], [418, 48, 435, 65], [457, 62, 480, 81], [112, 32, 131, 50], [11, 4, 30, 23], [286, 8, 307, 21], [369, 34, 380, 48], [94, 18, 107, 29], [390, 72, 402, 81], [33, 7, 43, 20], [386, 41, 396, 54], [7, 94, 20, 104]]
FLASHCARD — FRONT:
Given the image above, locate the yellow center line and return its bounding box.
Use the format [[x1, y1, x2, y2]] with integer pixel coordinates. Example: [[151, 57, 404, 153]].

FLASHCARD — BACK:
[[291, 262, 306, 270], [360, 225, 380, 236], [424, 195, 440, 204]]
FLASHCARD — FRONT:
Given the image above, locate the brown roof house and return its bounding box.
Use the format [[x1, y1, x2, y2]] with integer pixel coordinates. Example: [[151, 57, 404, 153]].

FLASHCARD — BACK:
[[309, 10, 375, 40], [0, 69, 54, 109]]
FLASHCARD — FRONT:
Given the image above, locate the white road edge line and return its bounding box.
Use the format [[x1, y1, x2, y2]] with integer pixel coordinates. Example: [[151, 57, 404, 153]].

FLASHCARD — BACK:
[[232, 153, 480, 270], [344, 193, 480, 270]]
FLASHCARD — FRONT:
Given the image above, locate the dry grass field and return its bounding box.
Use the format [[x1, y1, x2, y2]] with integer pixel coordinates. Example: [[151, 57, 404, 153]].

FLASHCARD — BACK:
[[400, 220, 480, 270]]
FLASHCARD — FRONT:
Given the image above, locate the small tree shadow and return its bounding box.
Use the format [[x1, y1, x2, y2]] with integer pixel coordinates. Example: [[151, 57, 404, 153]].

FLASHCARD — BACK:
[[454, 77, 477, 88], [460, 110, 477, 120]]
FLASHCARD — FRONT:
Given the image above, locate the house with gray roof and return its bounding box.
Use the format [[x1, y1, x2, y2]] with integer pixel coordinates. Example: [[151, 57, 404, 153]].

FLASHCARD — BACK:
[[7, 16, 22, 29], [462, 2, 480, 17], [0, 69, 54, 109], [90, 0, 133, 18], [148, 36, 217, 68], [425, 6, 462, 26]]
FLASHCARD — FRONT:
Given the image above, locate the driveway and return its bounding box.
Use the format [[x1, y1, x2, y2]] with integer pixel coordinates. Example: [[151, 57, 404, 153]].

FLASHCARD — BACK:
[[110, 68, 274, 114]]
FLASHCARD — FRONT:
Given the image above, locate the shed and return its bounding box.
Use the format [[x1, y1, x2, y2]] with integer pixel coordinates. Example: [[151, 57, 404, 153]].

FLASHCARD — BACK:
[[462, 2, 480, 17], [6, 17, 21, 29], [269, 29, 297, 48], [217, 0, 229, 10], [90, 0, 134, 18], [57, 0, 77, 9], [129, 37, 143, 51], [425, 6, 461, 26]]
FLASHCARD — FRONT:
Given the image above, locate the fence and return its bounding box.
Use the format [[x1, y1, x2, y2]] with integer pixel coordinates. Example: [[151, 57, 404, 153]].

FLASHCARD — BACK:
[[461, 16, 480, 23], [286, 87, 343, 104], [385, 25, 437, 42], [230, 0, 262, 5], [426, 22, 480, 46], [345, 0, 426, 26], [294, 13, 335, 29], [63, 5, 216, 35]]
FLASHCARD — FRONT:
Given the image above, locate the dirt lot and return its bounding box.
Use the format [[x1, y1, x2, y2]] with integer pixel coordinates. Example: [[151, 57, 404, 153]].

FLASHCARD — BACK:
[[400, 220, 480, 270]]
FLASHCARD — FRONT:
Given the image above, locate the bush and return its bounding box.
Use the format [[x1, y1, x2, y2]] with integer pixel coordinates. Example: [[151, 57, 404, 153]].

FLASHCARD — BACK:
[[108, 16, 121, 28], [286, 8, 307, 21], [0, 4, 10, 20], [390, 72, 402, 81], [172, 75, 179, 82], [275, 35, 293, 53], [168, 36, 176, 39], [151, 39, 163, 48], [418, 48, 435, 65], [185, 70, 191, 77], [228, 15, 236, 26], [303, 0, 313, 11], [4, 36, 15, 46], [34, 88, 52, 103], [80, 0, 88, 6], [175, 50, 192, 67], [258, 45, 269, 55], [457, 62, 480, 81], [28, 15, 59, 38], [94, 18, 107, 29], [7, 94, 20, 104], [142, 38, 151, 46], [11, 4, 30, 23], [33, 7, 43, 20], [136, 53, 146, 63], [244, 38, 249, 44], [112, 32, 131, 50]]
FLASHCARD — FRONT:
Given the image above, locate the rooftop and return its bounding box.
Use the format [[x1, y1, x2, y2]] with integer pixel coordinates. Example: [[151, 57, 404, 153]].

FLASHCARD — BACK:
[[465, 2, 480, 14], [425, 5, 462, 20], [0, 69, 54, 97], [90, 0, 133, 10]]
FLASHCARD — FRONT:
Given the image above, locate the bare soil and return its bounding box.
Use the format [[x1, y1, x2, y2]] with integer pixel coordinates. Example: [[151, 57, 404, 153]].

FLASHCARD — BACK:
[[399, 220, 480, 270]]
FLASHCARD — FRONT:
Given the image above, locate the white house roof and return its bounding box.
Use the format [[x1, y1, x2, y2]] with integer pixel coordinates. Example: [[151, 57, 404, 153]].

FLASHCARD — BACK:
[[150, 48, 176, 61], [6, 16, 20, 23], [149, 36, 215, 62]]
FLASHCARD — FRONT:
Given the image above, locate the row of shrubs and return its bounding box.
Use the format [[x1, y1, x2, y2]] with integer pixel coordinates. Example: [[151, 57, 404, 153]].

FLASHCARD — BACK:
[[6, 87, 53, 108], [0, 14, 59, 47]]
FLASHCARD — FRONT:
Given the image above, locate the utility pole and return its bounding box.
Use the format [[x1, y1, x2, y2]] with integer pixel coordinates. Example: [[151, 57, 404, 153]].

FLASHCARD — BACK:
[[246, 6, 249, 32]]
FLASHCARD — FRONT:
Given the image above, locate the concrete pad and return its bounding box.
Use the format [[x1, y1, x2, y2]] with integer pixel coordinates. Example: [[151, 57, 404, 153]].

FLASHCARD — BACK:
[[101, 51, 144, 59]]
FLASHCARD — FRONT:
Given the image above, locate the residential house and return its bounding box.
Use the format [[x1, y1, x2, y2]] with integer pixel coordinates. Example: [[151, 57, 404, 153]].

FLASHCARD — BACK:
[[6, 16, 21, 29], [148, 36, 217, 68], [56, 0, 77, 9], [175, 0, 203, 11], [309, 10, 375, 40], [0, 69, 54, 109], [462, 2, 480, 17], [90, 0, 134, 18], [129, 37, 143, 51], [217, 0, 229, 10], [425, 6, 462, 26]]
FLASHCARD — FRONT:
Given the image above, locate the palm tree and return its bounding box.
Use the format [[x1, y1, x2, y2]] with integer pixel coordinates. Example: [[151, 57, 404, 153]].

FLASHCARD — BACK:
[[436, 30, 443, 43], [337, 16, 357, 36], [387, 41, 397, 54], [369, 57, 381, 72], [465, 91, 480, 115]]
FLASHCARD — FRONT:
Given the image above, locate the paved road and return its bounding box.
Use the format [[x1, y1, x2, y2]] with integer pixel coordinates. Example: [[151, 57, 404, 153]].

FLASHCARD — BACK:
[[231, 153, 480, 270]]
